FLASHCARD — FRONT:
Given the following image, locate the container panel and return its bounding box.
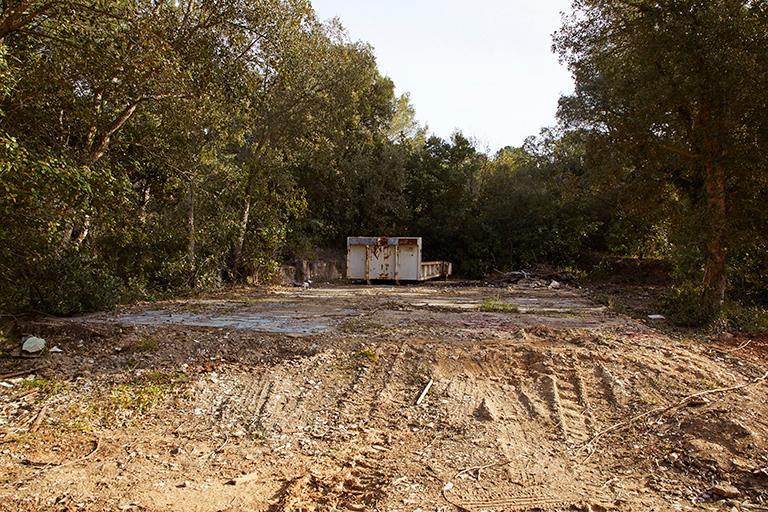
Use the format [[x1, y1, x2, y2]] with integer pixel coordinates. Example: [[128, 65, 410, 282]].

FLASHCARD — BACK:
[[346, 236, 448, 282]]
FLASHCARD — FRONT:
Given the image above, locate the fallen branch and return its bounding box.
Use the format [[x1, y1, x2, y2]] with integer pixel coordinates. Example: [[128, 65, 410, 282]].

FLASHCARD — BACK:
[[725, 340, 752, 353], [583, 372, 768, 449], [416, 380, 433, 405], [455, 459, 513, 480], [29, 403, 49, 433], [200, 433, 229, 459], [22, 437, 99, 468], [0, 367, 43, 380]]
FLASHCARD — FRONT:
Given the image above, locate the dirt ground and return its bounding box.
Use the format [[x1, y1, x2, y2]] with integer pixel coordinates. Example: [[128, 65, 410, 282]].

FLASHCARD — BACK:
[[1, 283, 767, 511]]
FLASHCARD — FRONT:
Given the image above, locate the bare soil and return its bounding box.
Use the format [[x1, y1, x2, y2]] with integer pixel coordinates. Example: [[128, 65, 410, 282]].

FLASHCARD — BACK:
[[1, 283, 767, 511]]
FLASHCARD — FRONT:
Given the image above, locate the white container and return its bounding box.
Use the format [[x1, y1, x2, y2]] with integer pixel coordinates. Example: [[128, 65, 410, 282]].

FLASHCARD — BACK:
[[346, 237, 452, 282]]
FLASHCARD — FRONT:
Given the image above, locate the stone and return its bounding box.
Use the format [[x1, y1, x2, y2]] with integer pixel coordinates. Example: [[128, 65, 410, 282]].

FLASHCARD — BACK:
[[710, 483, 740, 499], [22, 336, 46, 353]]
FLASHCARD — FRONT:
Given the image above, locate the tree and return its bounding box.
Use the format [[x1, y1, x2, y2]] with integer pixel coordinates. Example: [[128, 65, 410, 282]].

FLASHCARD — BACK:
[[555, 0, 768, 318]]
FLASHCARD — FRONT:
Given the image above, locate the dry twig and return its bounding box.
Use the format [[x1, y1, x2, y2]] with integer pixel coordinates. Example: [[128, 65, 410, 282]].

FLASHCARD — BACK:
[[0, 367, 44, 380], [455, 459, 512, 480], [582, 372, 768, 449], [415, 380, 433, 405], [201, 432, 229, 459], [22, 437, 100, 468], [725, 340, 753, 353], [29, 403, 49, 433]]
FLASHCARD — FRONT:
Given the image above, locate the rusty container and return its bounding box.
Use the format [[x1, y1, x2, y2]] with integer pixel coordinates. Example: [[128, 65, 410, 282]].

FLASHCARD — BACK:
[[346, 237, 452, 282]]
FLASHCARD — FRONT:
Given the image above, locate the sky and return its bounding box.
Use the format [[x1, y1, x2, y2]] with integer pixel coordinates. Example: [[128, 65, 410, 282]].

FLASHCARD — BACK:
[[311, 0, 575, 154]]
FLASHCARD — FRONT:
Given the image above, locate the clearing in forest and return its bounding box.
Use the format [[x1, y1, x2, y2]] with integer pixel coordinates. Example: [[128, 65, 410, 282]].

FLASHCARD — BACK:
[[1, 283, 766, 511]]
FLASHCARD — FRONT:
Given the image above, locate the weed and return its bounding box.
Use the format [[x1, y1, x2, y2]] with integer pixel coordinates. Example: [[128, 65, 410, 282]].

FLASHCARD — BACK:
[[134, 335, 159, 353], [103, 370, 188, 420], [480, 298, 519, 313], [339, 317, 384, 333], [659, 285, 713, 327], [110, 382, 165, 414], [145, 369, 188, 386], [355, 348, 378, 363], [51, 401, 98, 434], [591, 292, 630, 315], [724, 303, 768, 334], [21, 377, 67, 397]]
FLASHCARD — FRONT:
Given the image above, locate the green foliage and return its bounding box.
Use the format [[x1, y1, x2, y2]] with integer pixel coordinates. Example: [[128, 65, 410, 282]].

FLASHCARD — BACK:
[[555, 0, 768, 318], [723, 303, 768, 335], [479, 299, 519, 313], [21, 377, 68, 398], [109, 382, 165, 415], [132, 335, 159, 354], [0, 0, 402, 314], [1, 0, 765, 328], [659, 285, 713, 328], [108, 370, 186, 415], [355, 348, 379, 363]]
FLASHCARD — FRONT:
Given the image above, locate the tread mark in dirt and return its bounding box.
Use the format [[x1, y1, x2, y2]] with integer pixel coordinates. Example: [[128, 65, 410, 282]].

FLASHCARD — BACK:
[[514, 384, 542, 420], [542, 371, 592, 445], [571, 367, 595, 432], [542, 374, 568, 441], [445, 377, 473, 420], [597, 365, 625, 408], [556, 369, 592, 446], [444, 488, 581, 512], [366, 343, 408, 424]]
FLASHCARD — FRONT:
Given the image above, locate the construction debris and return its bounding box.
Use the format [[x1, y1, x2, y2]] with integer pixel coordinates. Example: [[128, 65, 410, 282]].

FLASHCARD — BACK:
[[21, 336, 46, 354]]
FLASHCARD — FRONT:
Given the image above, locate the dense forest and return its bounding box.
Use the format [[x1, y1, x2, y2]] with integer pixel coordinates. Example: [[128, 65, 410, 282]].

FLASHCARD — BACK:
[[1, 0, 767, 327]]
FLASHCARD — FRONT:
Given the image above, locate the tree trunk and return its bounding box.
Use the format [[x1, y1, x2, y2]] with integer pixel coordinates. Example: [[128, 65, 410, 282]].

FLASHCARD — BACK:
[[229, 141, 267, 280], [85, 101, 139, 166], [230, 191, 252, 280], [186, 181, 196, 288], [702, 161, 727, 318]]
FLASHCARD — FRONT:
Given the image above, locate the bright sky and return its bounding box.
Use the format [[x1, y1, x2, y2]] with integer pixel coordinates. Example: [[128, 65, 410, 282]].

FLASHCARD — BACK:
[[311, 0, 575, 153]]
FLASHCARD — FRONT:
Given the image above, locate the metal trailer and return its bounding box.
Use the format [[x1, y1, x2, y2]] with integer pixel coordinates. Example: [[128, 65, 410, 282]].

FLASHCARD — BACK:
[[346, 236, 452, 282]]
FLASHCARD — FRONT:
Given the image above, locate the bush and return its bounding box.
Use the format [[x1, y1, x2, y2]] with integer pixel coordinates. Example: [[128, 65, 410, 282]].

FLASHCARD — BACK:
[[659, 284, 715, 328], [25, 251, 123, 316], [723, 303, 768, 335]]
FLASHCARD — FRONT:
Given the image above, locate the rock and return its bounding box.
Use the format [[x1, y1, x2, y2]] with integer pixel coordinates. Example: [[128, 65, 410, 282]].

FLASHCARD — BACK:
[[548, 280, 561, 289], [224, 478, 237, 485], [647, 314, 666, 320], [49, 346, 63, 353], [710, 483, 740, 499], [22, 336, 46, 353], [176, 481, 190, 488]]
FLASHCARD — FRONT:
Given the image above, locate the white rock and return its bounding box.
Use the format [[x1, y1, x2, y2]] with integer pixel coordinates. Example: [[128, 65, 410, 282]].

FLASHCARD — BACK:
[[22, 336, 46, 353]]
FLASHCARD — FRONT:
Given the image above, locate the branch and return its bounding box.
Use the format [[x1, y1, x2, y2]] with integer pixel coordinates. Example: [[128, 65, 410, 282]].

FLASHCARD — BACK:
[[85, 93, 188, 165], [582, 372, 768, 449], [656, 141, 701, 161]]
